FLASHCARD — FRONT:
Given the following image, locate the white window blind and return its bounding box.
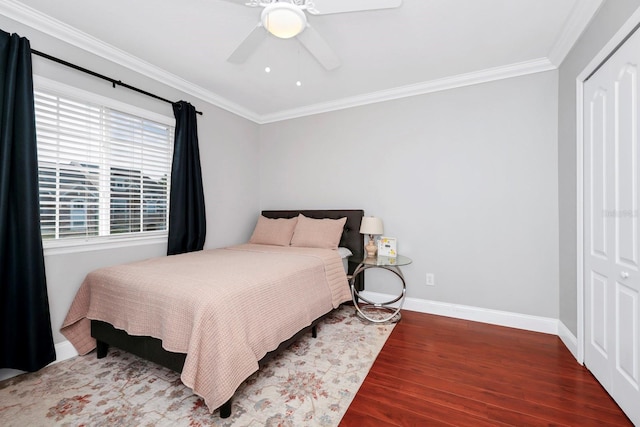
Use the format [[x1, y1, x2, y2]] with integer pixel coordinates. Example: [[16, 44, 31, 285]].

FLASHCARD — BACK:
[[35, 88, 174, 244]]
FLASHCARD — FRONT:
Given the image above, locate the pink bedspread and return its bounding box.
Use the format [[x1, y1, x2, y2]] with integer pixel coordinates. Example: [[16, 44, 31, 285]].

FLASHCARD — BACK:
[[60, 243, 351, 412]]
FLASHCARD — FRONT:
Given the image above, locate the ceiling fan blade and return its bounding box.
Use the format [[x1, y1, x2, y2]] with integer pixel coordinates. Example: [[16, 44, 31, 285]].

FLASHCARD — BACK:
[[307, 0, 402, 15], [296, 26, 340, 70], [227, 24, 267, 64], [217, 0, 259, 6]]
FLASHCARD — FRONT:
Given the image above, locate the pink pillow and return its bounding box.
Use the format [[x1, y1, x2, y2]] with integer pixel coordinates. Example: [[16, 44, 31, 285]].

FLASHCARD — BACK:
[[249, 215, 298, 246], [290, 214, 347, 249]]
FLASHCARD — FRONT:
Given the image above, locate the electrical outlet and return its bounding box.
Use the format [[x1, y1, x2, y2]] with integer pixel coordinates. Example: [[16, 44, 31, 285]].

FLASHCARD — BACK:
[[426, 273, 435, 286]]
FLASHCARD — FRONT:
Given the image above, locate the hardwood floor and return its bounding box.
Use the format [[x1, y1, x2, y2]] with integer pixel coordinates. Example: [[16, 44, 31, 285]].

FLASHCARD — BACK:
[[340, 310, 632, 426]]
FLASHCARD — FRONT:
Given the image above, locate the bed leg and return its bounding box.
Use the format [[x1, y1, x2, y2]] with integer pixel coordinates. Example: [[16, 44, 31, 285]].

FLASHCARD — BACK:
[[312, 325, 317, 339], [96, 340, 109, 359], [219, 398, 232, 418]]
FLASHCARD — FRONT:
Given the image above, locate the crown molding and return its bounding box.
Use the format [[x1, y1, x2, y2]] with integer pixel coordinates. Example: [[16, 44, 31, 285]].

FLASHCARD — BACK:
[[0, 0, 261, 122], [2, 0, 591, 125], [258, 58, 556, 123], [547, 0, 604, 67]]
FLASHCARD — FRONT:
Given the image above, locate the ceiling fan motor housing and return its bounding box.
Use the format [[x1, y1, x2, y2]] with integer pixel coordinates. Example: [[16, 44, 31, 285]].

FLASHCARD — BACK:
[[261, 2, 308, 39]]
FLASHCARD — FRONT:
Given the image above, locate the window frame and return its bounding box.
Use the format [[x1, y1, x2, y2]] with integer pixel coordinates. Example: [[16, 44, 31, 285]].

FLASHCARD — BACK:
[[34, 76, 175, 255]]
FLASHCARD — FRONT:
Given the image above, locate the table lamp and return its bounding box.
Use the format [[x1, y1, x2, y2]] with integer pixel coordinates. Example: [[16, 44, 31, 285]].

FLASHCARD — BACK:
[[360, 216, 384, 258]]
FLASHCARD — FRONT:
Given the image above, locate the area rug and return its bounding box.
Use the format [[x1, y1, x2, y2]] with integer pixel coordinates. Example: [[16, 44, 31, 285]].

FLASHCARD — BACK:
[[0, 305, 394, 426]]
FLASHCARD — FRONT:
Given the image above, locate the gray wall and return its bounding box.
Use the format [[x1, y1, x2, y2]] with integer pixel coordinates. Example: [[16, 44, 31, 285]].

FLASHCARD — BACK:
[[260, 71, 560, 318], [0, 15, 261, 345], [6, 0, 639, 354], [558, 0, 640, 335]]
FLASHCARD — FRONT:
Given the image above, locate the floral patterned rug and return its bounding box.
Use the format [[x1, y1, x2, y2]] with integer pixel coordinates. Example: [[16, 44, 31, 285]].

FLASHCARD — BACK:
[[0, 305, 394, 426]]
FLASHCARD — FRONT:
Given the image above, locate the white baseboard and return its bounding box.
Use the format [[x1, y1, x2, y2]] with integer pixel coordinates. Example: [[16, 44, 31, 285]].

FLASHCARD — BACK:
[[0, 340, 78, 381], [0, 368, 24, 382], [54, 340, 79, 364], [1, 305, 579, 382], [558, 320, 580, 363], [360, 291, 559, 335]]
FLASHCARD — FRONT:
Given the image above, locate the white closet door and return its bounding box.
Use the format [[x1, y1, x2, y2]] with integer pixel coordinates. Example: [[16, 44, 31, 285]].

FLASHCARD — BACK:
[[584, 27, 640, 425]]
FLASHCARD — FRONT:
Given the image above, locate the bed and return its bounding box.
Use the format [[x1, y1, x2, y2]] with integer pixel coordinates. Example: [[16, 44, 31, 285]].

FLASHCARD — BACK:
[[60, 209, 364, 418]]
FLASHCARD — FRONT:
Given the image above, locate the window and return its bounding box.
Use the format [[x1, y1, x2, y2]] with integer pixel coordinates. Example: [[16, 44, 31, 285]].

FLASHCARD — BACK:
[[34, 80, 174, 248], [70, 199, 88, 231]]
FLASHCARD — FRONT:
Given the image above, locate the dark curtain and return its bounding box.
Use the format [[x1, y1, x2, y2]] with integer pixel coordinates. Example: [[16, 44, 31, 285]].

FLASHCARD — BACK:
[[167, 101, 206, 255], [0, 30, 56, 371]]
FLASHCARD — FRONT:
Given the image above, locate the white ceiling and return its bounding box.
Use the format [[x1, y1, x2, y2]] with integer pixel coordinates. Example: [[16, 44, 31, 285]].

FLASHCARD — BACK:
[[1, 0, 602, 123]]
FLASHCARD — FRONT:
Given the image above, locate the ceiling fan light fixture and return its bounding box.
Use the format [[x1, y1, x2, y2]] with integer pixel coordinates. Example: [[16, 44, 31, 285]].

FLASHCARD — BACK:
[[261, 2, 307, 39]]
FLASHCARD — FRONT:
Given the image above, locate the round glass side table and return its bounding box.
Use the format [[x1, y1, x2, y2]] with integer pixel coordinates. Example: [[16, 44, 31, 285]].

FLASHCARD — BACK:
[[349, 254, 412, 323]]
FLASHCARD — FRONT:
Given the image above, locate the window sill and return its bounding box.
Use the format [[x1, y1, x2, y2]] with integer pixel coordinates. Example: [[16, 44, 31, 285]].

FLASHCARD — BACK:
[[43, 234, 167, 256]]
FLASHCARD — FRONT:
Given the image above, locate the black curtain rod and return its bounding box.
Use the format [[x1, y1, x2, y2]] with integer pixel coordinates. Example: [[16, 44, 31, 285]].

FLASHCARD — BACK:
[[31, 49, 203, 115]]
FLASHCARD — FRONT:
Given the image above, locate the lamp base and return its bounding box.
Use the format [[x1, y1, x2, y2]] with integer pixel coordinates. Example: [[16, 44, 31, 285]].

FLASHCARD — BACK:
[[365, 240, 377, 258]]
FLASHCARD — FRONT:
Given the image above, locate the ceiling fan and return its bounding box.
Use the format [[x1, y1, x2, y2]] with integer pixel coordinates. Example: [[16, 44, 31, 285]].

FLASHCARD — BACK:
[[225, 0, 403, 70]]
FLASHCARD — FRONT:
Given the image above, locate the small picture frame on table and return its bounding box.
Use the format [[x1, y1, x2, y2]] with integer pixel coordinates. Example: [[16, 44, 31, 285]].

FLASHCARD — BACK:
[[377, 236, 397, 257]]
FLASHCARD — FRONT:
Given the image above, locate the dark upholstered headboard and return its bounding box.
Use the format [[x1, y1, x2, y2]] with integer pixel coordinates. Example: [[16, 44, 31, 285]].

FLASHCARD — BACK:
[[261, 209, 365, 291]]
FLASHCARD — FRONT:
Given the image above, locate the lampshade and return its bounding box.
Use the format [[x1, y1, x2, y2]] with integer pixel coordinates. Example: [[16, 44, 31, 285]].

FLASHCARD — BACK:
[[360, 216, 384, 235], [261, 2, 307, 39]]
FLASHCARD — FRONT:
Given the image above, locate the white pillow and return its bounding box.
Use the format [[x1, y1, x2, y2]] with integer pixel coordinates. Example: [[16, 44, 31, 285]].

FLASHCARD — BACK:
[[337, 247, 353, 258]]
